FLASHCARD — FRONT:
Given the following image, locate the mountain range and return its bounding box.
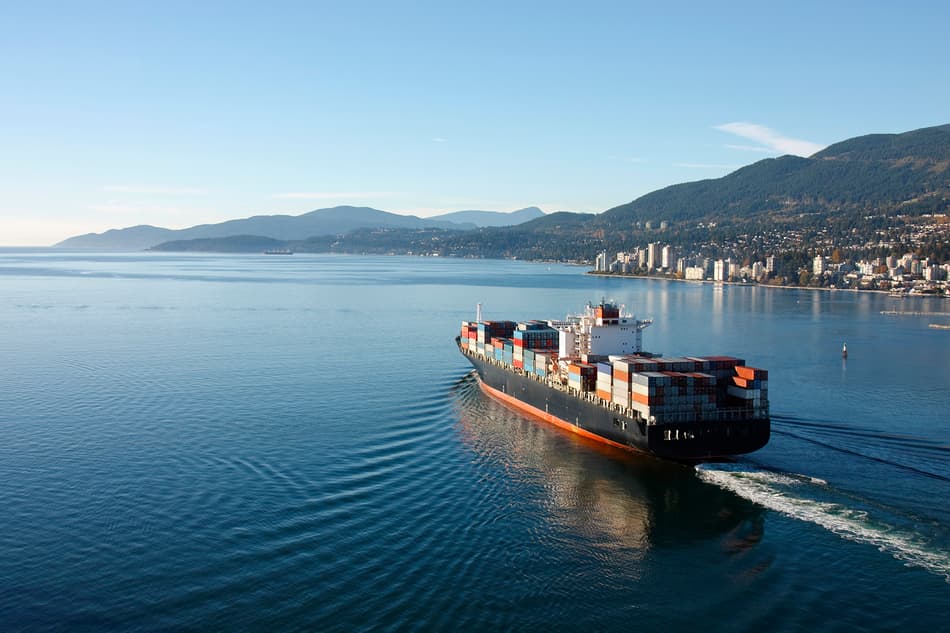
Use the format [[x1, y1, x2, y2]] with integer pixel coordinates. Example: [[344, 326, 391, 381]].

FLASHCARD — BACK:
[[56, 124, 950, 255], [55, 206, 546, 250]]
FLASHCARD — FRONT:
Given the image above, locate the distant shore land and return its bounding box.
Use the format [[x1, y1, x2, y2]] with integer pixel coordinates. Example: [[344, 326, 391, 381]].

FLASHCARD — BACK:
[[585, 271, 903, 295], [4, 245, 946, 299]]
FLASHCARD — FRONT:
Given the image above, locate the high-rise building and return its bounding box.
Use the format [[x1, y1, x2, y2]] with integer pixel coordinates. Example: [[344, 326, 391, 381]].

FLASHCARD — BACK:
[[713, 259, 729, 281], [595, 251, 608, 272], [661, 245, 674, 270], [813, 255, 827, 275], [647, 243, 660, 270]]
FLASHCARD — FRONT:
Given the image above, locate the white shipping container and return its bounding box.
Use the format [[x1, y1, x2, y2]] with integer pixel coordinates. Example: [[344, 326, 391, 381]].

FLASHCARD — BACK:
[[613, 394, 632, 407]]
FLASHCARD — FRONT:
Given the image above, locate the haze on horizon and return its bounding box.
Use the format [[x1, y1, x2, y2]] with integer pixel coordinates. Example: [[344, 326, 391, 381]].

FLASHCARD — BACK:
[[2, 2, 949, 246]]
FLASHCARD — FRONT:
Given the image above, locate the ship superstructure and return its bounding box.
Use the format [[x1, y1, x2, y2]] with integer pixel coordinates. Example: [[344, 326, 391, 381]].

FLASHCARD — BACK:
[[457, 302, 770, 461]]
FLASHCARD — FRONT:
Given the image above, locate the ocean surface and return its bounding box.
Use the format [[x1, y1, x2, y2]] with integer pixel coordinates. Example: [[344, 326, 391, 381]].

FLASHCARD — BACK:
[[1, 250, 947, 632]]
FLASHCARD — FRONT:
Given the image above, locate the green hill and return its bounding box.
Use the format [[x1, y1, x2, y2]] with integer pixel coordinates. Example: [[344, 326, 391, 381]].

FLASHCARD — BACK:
[[599, 124, 950, 227]]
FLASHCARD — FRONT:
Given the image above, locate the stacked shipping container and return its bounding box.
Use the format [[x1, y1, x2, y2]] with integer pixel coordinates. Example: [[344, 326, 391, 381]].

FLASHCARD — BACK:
[[466, 320, 558, 378], [567, 362, 597, 392], [513, 324, 557, 370], [595, 362, 613, 401], [726, 366, 768, 410], [461, 322, 766, 423]]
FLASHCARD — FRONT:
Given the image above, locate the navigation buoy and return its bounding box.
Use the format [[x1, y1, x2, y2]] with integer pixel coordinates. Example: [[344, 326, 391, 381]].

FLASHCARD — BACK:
[[842, 342, 848, 359]]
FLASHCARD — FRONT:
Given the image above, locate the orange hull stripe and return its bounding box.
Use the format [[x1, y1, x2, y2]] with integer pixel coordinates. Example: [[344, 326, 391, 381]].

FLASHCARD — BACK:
[[476, 375, 634, 453]]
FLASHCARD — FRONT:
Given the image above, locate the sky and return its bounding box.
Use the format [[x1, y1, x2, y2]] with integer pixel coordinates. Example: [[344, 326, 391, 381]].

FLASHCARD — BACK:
[[2, 1, 949, 245]]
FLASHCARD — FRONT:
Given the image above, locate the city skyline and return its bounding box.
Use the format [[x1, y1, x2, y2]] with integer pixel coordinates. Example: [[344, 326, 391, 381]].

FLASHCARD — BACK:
[[3, 2, 950, 245]]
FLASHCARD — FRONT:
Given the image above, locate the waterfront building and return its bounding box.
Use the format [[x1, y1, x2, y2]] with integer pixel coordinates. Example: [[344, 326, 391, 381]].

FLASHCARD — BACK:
[[925, 264, 947, 281], [647, 243, 661, 270], [661, 245, 674, 270], [713, 259, 729, 281], [685, 266, 705, 280]]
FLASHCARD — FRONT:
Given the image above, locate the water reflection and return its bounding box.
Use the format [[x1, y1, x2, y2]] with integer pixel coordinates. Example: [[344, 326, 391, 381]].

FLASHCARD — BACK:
[[452, 374, 765, 557]]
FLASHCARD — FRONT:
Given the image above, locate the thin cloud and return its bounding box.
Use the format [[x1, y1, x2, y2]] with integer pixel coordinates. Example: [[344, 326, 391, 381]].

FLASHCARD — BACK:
[[673, 162, 742, 170], [432, 137, 447, 143], [100, 185, 208, 195], [725, 144, 775, 153], [272, 191, 401, 200], [714, 122, 825, 157], [86, 202, 190, 216]]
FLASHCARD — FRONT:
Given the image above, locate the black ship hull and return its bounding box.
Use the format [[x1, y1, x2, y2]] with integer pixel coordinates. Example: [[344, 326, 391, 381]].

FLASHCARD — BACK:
[[462, 348, 770, 462]]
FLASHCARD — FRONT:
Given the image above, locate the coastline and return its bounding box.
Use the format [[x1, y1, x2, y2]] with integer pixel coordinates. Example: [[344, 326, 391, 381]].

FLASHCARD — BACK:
[[585, 271, 906, 296], [5, 247, 945, 298]]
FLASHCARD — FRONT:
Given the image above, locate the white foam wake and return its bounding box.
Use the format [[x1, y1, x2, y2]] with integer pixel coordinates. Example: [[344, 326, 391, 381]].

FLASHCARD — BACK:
[[696, 463, 950, 582]]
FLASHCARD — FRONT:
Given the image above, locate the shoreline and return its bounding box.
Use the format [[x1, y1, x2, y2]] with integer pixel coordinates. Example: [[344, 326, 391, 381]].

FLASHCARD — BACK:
[[4, 248, 946, 298], [584, 271, 942, 296]]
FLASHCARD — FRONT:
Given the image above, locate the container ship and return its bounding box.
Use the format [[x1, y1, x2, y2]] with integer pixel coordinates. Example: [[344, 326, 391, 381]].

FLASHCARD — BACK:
[[457, 302, 770, 461]]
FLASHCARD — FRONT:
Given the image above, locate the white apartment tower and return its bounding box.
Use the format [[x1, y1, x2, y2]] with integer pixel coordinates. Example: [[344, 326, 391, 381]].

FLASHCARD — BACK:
[[661, 245, 674, 270], [647, 243, 661, 270], [713, 259, 729, 281]]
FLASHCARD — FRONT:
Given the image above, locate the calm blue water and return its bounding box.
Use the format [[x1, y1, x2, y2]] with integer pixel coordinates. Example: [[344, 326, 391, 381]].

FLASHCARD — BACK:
[[1, 250, 947, 631]]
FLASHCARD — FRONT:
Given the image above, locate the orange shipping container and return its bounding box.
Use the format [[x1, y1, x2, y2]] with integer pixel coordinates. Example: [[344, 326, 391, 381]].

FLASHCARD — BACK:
[[736, 366, 768, 380]]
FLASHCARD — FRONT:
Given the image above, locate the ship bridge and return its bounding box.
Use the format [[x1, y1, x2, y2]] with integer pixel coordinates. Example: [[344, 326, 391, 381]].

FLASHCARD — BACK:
[[553, 301, 652, 358]]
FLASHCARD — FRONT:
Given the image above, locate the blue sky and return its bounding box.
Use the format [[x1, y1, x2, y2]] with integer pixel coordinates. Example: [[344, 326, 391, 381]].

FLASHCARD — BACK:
[[2, 1, 949, 245]]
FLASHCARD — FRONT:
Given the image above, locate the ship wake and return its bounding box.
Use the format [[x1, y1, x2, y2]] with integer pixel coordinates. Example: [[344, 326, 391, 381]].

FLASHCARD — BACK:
[[696, 462, 950, 583]]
